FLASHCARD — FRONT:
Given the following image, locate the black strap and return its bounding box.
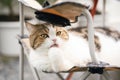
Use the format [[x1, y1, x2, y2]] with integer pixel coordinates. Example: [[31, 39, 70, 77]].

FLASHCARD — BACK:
[[35, 11, 71, 27]]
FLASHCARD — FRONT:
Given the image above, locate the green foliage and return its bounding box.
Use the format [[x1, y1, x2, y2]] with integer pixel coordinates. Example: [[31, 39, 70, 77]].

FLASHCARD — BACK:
[[37, 0, 46, 4], [0, 0, 13, 7], [0, 0, 14, 15], [37, 0, 57, 5]]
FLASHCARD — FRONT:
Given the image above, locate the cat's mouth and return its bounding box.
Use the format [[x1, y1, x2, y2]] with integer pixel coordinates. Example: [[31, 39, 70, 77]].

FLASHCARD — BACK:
[[50, 44, 59, 48]]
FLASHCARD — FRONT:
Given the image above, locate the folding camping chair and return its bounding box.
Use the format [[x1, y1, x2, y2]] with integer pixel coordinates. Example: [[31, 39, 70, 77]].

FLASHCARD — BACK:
[[17, 0, 120, 80]]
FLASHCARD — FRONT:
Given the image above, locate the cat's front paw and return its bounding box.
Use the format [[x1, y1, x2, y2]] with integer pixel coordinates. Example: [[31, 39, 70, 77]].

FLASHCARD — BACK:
[[51, 63, 74, 72], [48, 48, 73, 72], [78, 59, 92, 67]]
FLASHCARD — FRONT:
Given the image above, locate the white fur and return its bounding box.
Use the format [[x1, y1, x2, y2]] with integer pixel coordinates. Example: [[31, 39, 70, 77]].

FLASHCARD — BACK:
[[95, 32, 120, 67], [29, 27, 120, 72]]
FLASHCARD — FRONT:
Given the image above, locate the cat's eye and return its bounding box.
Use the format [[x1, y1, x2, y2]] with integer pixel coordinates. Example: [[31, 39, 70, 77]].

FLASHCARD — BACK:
[[40, 34, 49, 38], [56, 31, 61, 36]]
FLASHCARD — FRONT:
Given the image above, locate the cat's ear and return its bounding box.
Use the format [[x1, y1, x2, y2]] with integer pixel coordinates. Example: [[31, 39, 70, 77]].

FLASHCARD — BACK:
[[25, 18, 47, 33], [25, 21, 37, 33]]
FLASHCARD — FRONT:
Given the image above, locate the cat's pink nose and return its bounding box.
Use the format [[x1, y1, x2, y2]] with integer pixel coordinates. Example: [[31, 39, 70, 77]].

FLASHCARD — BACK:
[[52, 39, 57, 42]]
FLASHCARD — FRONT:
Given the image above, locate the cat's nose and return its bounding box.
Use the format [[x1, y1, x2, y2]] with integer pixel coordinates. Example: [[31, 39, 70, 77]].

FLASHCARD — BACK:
[[52, 39, 57, 43]]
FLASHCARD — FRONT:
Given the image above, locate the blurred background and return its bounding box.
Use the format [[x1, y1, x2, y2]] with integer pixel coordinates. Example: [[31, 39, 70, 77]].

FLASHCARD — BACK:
[[0, 0, 120, 80]]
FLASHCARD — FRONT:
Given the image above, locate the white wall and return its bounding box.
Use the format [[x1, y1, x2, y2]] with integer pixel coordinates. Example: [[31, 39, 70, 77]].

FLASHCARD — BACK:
[[0, 22, 20, 56]]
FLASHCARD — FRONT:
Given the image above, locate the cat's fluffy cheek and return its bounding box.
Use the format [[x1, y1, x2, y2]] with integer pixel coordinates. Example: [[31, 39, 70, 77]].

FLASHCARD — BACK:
[[41, 39, 53, 48], [56, 37, 67, 47]]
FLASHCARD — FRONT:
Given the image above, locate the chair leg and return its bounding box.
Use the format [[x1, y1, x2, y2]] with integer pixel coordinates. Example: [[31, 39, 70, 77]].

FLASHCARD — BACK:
[[102, 0, 106, 27], [56, 73, 64, 80], [19, 2, 24, 80], [30, 67, 41, 80], [90, 0, 99, 18], [19, 47, 24, 80], [65, 72, 74, 80]]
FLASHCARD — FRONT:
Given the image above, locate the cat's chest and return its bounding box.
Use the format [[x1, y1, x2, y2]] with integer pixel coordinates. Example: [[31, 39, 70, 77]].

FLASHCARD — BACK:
[[30, 49, 49, 57]]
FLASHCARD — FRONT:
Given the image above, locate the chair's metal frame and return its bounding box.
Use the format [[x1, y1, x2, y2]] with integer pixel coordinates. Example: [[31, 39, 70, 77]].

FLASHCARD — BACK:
[[91, 0, 106, 27], [18, 1, 111, 80], [102, 0, 106, 27], [19, 3, 24, 80]]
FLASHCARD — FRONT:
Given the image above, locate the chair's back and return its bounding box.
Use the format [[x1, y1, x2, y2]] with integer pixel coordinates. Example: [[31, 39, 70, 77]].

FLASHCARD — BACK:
[[18, 0, 98, 64]]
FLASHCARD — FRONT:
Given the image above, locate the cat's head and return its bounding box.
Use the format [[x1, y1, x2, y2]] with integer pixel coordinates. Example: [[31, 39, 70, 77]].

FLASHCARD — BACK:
[[25, 22, 69, 50]]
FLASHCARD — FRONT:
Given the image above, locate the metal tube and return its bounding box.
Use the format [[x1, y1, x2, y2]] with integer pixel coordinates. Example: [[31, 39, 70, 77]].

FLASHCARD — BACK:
[[103, 0, 106, 27], [65, 73, 73, 80], [19, 2, 24, 80], [19, 3, 24, 36], [31, 68, 41, 80], [63, 73, 69, 79], [82, 8, 99, 64], [83, 8, 111, 80], [19, 2, 41, 80], [56, 73, 64, 80]]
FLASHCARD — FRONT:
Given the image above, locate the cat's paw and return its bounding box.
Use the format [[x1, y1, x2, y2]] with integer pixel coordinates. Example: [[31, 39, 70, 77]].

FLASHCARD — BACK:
[[61, 65, 74, 72], [51, 63, 74, 72], [78, 59, 92, 67]]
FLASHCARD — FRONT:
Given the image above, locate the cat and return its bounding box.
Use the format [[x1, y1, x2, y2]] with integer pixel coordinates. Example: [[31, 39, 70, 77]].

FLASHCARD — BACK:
[[25, 22, 120, 72]]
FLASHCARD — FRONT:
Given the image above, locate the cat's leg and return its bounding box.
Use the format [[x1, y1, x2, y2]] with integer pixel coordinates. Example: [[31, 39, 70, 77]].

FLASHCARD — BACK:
[[29, 52, 53, 72], [29, 58, 53, 72], [48, 47, 74, 72]]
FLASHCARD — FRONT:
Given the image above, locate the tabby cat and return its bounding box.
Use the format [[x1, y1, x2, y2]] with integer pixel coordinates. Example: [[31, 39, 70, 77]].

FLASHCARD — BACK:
[[26, 22, 120, 72]]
